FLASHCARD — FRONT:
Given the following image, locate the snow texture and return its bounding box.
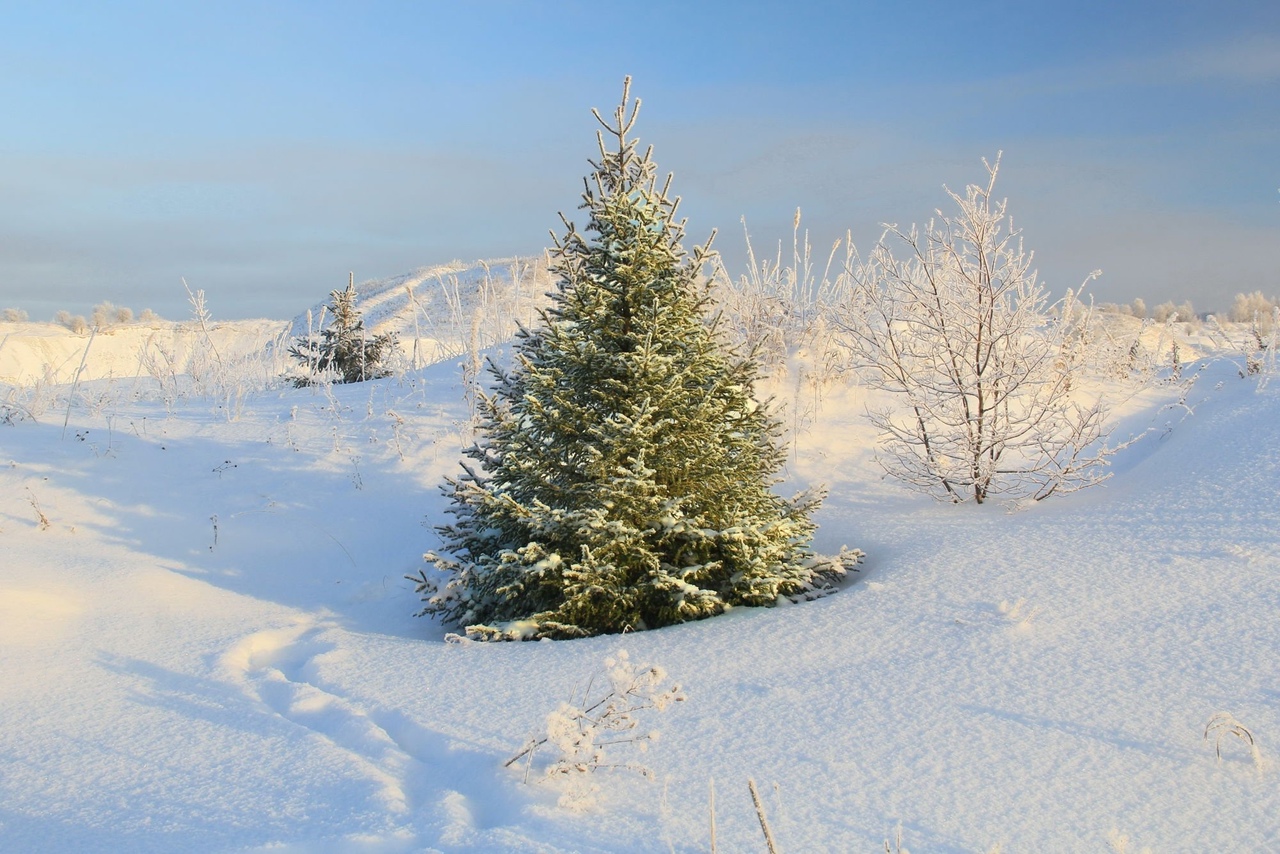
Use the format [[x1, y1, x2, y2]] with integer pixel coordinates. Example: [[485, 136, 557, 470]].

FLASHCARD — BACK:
[[0, 307, 1277, 852]]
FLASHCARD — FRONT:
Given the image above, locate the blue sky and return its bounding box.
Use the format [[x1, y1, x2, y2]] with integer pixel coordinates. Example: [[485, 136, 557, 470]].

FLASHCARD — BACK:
[[1, 0, 1277, 319]]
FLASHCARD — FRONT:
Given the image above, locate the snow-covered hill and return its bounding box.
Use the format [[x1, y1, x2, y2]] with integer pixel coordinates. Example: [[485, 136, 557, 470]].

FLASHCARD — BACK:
[[288, 257, 556, 369], [0, 302, 1277, 852], [0, 256, 554, 390]]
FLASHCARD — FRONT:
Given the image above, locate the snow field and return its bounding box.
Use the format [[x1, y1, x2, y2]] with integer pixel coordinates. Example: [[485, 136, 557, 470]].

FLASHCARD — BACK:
[[0, 323, 1277, 851]]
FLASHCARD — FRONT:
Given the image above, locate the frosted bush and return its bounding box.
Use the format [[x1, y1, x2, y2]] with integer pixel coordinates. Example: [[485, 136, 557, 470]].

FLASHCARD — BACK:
[[506, 650, 684, 808], [55, 309, 90, 333], [1099, 298, 1161, 321], [1152, 300, 1196, 325], [2, 307, 28, 322], [836, 154, 1114, 504], [91, 301, 117, 329], [1229, 291, 1276, 332], [714, 210, 848, 383]]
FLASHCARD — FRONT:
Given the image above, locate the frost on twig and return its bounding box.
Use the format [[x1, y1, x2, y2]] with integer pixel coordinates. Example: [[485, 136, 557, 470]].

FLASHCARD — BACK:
[[1204, 710, 1263, 770], [749, 778, 780, 854], [506, 650, 684, 808]]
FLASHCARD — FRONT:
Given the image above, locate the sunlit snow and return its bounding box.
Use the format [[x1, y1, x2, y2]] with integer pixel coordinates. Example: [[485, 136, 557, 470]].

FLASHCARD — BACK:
[[0, 293, 1276, 852]]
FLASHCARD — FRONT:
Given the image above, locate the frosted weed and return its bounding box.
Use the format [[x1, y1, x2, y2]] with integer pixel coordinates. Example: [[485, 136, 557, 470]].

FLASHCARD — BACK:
[[1204, 710, 1263, 770], [26, 487, 51, 530], [998, 598, 1043, 627], [505, 650, 684, 808]]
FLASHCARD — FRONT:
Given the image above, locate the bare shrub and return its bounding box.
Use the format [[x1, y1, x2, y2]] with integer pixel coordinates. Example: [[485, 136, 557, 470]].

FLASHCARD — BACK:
[[2, 308, 28, 322], [836, 154, 1114, 504], [115, 306, 134, 324], [714, 210, 846, 374], [1107, 829, 1153, 854]]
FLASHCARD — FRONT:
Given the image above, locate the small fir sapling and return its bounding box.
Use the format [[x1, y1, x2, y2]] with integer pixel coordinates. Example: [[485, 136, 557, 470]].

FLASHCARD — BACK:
[[409, 77, 860, 640], [289, 273, 397, 386]]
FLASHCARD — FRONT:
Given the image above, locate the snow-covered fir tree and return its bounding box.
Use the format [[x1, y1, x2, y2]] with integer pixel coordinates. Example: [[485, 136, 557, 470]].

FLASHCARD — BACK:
[[289, 274, 397, 386], [410, 78, 858, 640]]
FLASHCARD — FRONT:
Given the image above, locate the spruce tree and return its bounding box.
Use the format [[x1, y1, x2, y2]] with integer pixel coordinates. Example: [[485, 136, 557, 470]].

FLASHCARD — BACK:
[[410, 78, 857, 640], [289, 274, 397, 386]]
